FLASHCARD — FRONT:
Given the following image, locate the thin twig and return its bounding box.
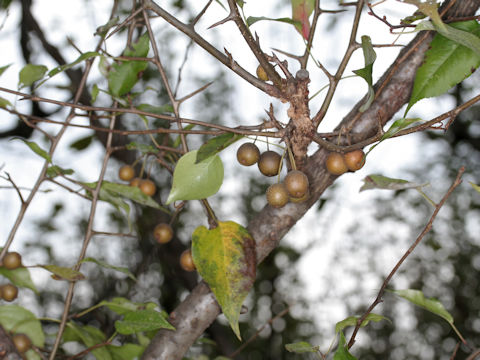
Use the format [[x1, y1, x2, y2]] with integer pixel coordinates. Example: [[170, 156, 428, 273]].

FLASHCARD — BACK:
[[347, 166, 465, 349]]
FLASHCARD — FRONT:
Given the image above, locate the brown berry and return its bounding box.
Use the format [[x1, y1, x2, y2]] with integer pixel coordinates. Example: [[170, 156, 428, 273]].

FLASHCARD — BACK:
[[180, 249, 196, 272], [1, 284, 18, 302], [154, 223, 174, 244], [258, 151, 282, 177], [129, 177, 141, 187], [284, 170, 309, 198], [12, 333, 32, 353], [325, 153, 348, 175], [266, 183, 289, 208], [289, 189, 310, 203], [344, 149, 365, 172], [237, 143, 260, 166], [2, 252, 22, 270], [256, 65, 269, 81], [118, 165, 135, 181], [139, 179, 156, 196]]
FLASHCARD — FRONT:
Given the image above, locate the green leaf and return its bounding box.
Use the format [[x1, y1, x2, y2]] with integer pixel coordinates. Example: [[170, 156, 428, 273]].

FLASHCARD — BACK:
[[196, 133, 243, 163], [390, 289, 453, 323], [333, 332, 357, 360], [81, 257, 136, 281], [0, 64, 11, 77], [70, 134, 94, 151], [64, 323, 111, 360], [46, 165, 74, 178], [126, 142, 159, 154], [335, 313, 389, 334], [246, 16, 300, 28], [0, 267, 38, 293], [470, 182, 480, 194], [0, 305, 45, 347], [39, 264, 85, 281], [166, 150, 224, 204], [48, 51, 99, 77], [11, 138, 52, 163], [19, 64, 47, 88], [353, 35, 377, 112], [285, 341, 318, 353], [367, 117, 422, 155], [406, 21, 480, 114], [95, 16, 120, 37], [99, 181, 167, 211], [360, 174, 428, 192], [108, 33, 150, 97], [107, 343, 145, 360], [291, 0, 315, 39], [0, 96, 12, 108], [100, 297, 157, 316], [91, 83, 100, 103], [115, 309, 175, 335], [192, 221, 256, 340]]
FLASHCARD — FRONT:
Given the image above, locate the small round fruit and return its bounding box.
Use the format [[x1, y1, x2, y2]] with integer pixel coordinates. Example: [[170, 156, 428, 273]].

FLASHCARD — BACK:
[[2, 252, 22, 270], [1, 284, 18, 302], [139, 179, 156, 196], [325, 152, 348, 175], [12, 333, 32, 353], [256, 65, 269, 81], [118, 165, 135, 181], [344, 149, 365, 171], [266, 183, 289, 208], [290, 189, 310, 203], [154, 223, 174, 244], [237, 143, 260, 166], [180, 250, 196, 272], [258, 151, 282, 177], [284, 170, 309, 198], [129, 177, 141, 187]]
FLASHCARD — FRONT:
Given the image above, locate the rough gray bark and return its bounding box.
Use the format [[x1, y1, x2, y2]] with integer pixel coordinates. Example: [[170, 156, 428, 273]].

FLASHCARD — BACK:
[[142, 1, 480, 358]]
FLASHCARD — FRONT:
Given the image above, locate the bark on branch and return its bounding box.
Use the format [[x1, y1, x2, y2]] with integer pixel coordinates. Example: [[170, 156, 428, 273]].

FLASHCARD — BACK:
[[142, 1, 480, 358]]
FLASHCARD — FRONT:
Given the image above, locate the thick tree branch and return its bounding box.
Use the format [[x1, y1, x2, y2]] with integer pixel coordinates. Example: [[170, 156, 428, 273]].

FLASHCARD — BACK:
[[141, 1, 480, 359]]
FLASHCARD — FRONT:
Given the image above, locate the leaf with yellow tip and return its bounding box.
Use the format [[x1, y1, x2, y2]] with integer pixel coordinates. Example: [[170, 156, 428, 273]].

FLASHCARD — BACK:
[[192, 221, 256, 340]]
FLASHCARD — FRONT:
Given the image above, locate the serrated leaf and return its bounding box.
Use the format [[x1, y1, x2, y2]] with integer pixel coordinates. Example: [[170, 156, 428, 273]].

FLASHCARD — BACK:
[[333, 332, 357, 360], [285, 341, 317, 353], [108, 33, 150, 97], [48, 51, 99, 77], [70, 134, 94, 151], [0, 305, 45, 347], [100, 297, 157, 316], [19, 64, 47, 88], [390, 289, 453, 323], [360, 174, 428, 192], [192, 221, 256, 339], [470, 182, 480, 194], [0, 96, 12, 108], [39, 264, 85, 281], [81, 257, 136, 281], [64, 323, 111, 360], [0, 267, 38, 293], [46, 165, 74, 178], [11, 138, 51, 163], [246, 16, 300, 28], [166, 150, 224, 204], [353, 35, 377, 112], [291, 0, 315, 39], [406, 21, 480, 114], [196, 133, 243, 163], [107, 343, 145, 360], [335, 313, 389, 334], [115, 309, 175, 334]]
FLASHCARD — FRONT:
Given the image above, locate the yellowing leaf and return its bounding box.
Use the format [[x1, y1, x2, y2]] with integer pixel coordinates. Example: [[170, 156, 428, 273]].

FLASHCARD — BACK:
[[192, 221, 256, 339]]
